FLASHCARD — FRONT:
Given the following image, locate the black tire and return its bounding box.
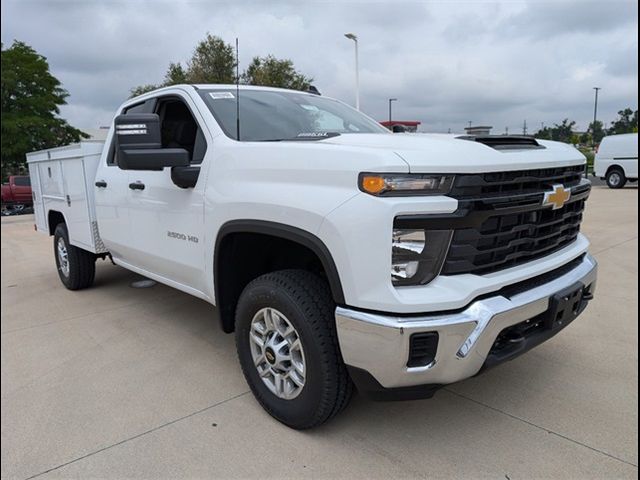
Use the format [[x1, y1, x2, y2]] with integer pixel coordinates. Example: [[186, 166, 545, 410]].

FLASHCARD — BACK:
[[235, 270, 353, 429], [53, 223, 96, 290], [606, 168, 627, 189]]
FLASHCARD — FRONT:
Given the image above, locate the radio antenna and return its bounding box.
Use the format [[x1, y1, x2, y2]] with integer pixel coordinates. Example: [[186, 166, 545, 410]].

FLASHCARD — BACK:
[[235, 37, 240, 141]]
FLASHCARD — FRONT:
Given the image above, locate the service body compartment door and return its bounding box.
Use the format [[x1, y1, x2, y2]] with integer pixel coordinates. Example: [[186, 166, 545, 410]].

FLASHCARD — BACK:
[[40, 160, 65, 199], [28, 164, 47, 232], [60, 158, 94, 250]]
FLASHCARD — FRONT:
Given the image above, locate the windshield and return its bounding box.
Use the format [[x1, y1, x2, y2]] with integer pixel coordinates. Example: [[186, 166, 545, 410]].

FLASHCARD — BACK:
[[199, 88, 388, 141]]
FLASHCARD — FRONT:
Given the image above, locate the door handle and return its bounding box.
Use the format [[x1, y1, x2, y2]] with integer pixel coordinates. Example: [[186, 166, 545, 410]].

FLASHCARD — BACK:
[[129, 182, 145, 191], [95, 180, 107, 188]]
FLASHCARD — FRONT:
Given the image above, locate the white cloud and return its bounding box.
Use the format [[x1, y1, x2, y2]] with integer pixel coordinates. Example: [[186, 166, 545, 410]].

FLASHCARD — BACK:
[[1, 0, 637, 133], [571, 62, 606, 82]]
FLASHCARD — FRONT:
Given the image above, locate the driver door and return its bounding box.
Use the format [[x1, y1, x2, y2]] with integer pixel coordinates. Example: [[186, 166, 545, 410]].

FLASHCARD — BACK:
[[126, 93, 209, 292]]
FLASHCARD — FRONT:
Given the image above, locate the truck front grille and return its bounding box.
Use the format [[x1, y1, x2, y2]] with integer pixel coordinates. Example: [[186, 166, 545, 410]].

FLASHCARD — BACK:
[[449, 165, 585, 198], [444, 167, 589, 275], [441, 197, 587, 275], [393, 166, 591, 277]]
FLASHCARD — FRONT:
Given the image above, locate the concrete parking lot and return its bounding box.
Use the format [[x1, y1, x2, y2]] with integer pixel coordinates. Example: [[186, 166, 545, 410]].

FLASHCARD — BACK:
[[1, 186, 637, 479]]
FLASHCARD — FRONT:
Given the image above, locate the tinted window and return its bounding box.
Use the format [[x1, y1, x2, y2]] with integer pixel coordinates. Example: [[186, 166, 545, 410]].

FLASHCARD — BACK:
[[156, 98, 207, 164], [123, 100, 155, 114], [199, 89, 388, 141], [14, 176, 30, 186]]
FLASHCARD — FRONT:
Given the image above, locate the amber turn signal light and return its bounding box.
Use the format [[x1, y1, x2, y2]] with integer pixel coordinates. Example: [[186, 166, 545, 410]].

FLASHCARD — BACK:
[[358, 173, 454, 196], [360, 175, 386, 194]]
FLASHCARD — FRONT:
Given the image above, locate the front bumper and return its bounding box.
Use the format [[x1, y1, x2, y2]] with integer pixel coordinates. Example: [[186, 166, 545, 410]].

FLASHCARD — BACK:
[[336, 253, 597, 398]]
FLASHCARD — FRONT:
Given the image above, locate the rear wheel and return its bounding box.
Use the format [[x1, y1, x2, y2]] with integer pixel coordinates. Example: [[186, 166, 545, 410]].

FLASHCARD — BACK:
[[606, 168, 627, 189], [54, 223, 96, 290], [235, 270, 353, 429]]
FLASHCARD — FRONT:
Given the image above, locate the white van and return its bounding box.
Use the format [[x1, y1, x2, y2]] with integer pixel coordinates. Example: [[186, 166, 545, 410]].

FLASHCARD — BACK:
[[594, 133, 638, 188]]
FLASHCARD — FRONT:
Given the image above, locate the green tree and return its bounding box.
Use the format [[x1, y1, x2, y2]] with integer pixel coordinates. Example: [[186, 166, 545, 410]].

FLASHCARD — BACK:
[[579, 120, 606, 145], [129, 83, 159, 98], [534, 126, 552, 140], [533, 119, 575, 144], [590, 120, 606, 143], [185, 34, 235, 84], [1, 41, 86, 179], [164, 62, 187, 85], [130, 34, 313, 97], [242, 55, 313, 91], [608, 108, 638, 135], [130, 34, 236, 98]]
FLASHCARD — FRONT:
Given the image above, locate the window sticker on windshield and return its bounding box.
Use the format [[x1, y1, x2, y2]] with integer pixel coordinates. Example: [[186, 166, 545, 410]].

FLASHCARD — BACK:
[[296, 132, 339, 138], [209, 92, 235, 100]]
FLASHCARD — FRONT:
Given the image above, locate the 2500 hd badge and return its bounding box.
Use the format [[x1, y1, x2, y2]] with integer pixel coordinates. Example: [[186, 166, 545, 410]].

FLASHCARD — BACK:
[[167, 231, 199, 243]]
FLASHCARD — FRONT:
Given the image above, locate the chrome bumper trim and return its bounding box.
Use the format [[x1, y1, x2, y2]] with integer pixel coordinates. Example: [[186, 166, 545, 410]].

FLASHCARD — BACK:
[[336, 253, 597, 389]]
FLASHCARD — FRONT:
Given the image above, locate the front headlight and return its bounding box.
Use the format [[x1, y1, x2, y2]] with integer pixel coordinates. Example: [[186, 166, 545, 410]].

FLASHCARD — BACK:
[[359, 173, 454, 196], [392, 229, 452, 286]]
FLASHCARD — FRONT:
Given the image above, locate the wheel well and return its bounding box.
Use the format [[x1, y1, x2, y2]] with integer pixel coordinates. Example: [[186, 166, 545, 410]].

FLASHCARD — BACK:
[[214, 222, 344, 333], [48, 210, 65, 235], [605, 165, 624, 176]]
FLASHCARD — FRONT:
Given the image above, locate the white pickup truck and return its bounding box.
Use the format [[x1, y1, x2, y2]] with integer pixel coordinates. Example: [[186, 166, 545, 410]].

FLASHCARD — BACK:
[[27, 84, 597, 429]]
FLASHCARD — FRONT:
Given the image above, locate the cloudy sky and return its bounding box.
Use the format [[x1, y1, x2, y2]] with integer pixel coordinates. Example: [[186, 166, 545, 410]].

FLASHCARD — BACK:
[[2, 0, 638, 133]]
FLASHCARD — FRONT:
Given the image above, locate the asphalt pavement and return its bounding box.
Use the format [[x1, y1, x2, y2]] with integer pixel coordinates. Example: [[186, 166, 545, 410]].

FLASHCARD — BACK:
[[1, 185, 637, 479]]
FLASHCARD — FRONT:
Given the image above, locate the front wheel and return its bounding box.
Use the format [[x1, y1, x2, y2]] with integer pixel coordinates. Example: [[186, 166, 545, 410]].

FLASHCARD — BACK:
[[54, 223, 96, 290], [606, 168, 627, 189], [235, 270, 353, 429]]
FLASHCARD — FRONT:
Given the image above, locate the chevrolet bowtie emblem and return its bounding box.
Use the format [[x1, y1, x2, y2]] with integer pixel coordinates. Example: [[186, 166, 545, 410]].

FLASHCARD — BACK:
[[543, 184, 571, 210]]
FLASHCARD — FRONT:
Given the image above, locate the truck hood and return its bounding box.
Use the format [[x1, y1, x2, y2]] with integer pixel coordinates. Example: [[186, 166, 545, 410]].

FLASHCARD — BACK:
[[321, 133, 586, 173]]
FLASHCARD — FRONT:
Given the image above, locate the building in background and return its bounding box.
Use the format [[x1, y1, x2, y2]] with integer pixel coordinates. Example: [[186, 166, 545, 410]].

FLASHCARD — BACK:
[[464, 125, 493, 136], [81, 127, 110, 141]]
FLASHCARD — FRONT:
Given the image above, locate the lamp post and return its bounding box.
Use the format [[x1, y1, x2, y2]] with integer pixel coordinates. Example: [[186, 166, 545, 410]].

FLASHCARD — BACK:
[[592, 87, 601, 145], [344, 33, 360, 110], [388, 98, 397, 129]]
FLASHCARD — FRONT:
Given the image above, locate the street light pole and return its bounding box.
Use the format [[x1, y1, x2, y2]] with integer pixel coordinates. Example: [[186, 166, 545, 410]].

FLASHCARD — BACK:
[[344, 33, 360, 110], [388, 98, 397, 128], [592, 87, 601, 144]]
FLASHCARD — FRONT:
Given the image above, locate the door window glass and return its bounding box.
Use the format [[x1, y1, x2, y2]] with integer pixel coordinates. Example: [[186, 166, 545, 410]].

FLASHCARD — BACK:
[[157, 99, 207, 164], [14, 176, 31, 186]]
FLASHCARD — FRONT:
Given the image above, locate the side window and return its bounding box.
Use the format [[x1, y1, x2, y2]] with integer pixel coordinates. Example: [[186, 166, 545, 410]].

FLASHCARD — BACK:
[[156, 98, 207, 165], [107, 99, 157, 165], [14, 176, 31, 186], [123, 101, 154, 114]]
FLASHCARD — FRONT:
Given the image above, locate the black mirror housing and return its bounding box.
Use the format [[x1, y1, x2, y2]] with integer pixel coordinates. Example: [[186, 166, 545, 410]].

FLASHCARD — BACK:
[[114, 113, 190, 170], [171, 166, 200, 189]]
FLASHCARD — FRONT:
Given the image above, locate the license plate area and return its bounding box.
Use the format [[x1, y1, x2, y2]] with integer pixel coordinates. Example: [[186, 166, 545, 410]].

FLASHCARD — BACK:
[[546, 282, 588, 330]]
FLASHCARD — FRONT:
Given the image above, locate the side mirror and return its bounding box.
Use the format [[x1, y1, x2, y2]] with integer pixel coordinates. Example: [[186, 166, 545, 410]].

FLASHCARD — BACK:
[[171, 166, 200, 189], [114, 113, 190, 170]]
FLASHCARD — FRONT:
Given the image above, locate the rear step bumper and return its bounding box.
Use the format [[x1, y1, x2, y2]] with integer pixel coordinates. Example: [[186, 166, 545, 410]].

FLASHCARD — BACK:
[[335, 253, 597, 399]]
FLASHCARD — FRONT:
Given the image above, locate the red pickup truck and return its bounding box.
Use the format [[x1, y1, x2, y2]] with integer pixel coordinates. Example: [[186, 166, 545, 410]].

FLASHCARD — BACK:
[[1, 175, 33, 209]]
